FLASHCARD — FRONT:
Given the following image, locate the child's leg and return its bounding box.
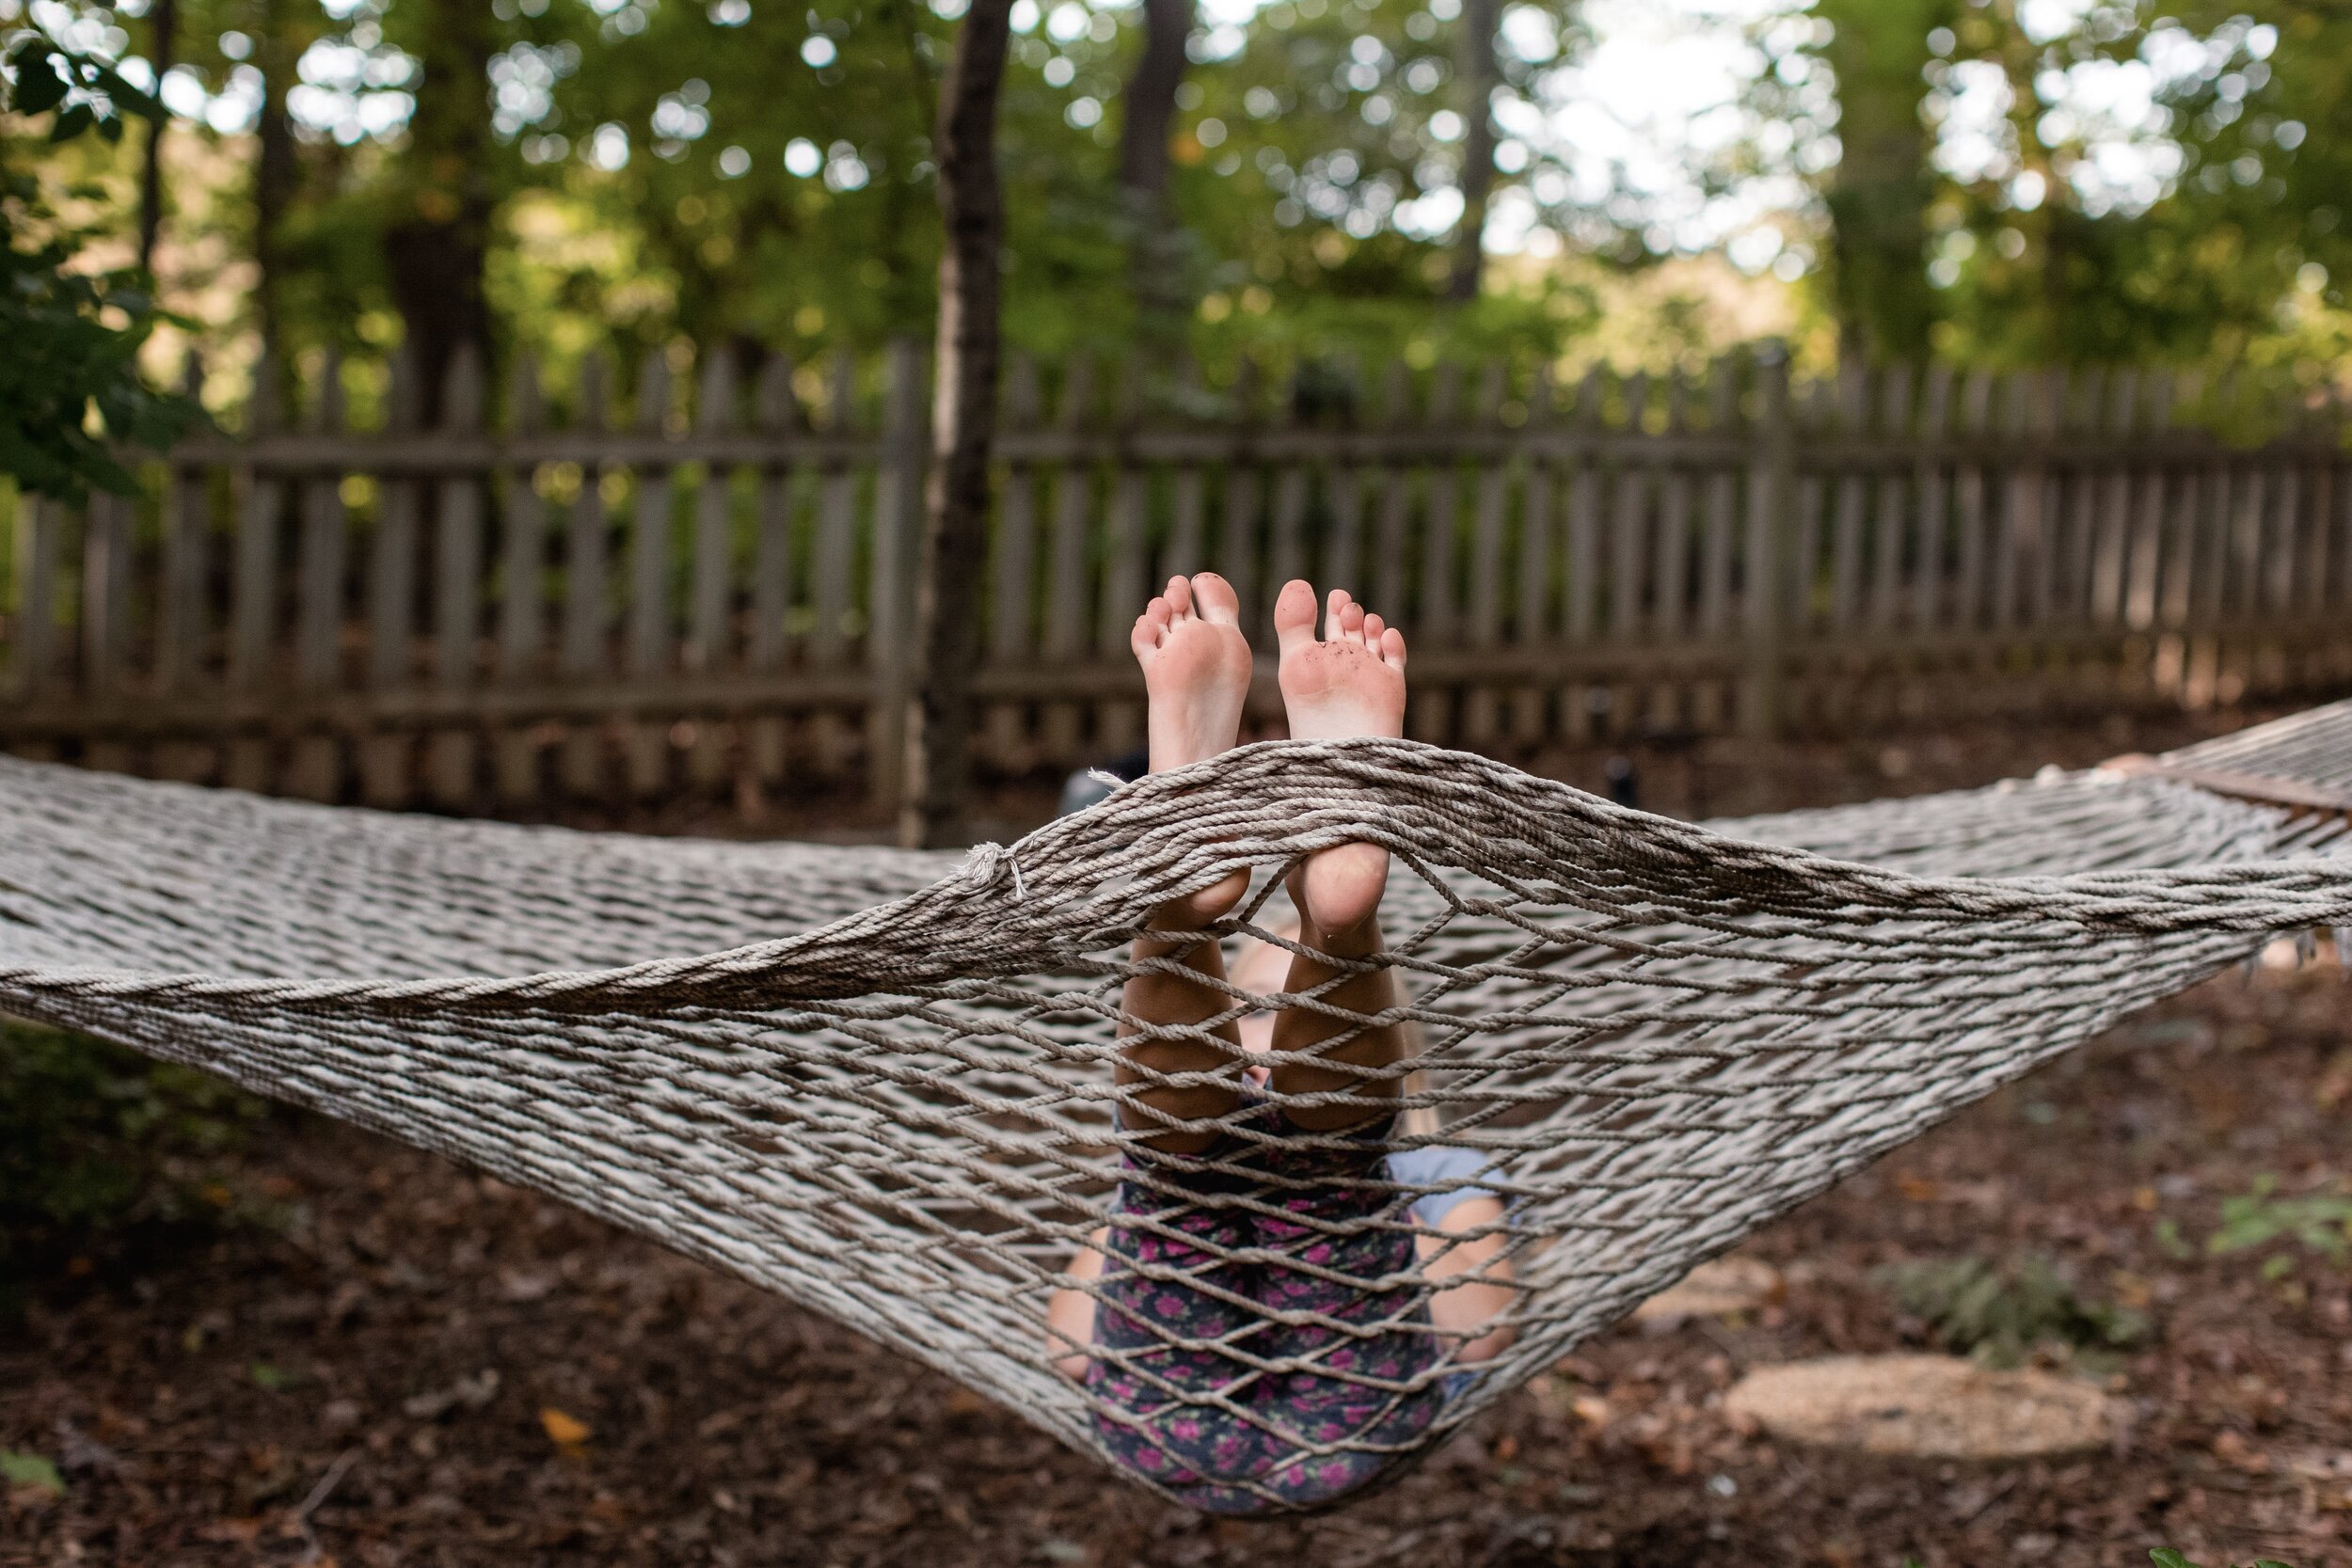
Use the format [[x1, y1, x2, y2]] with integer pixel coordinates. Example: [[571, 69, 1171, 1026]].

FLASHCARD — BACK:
[[1223, 582, 1442, 1509], [1266, 582, 1414, 1130], [1417, 1194, 1516, 1364], [1115, 573, 1255, 1154]]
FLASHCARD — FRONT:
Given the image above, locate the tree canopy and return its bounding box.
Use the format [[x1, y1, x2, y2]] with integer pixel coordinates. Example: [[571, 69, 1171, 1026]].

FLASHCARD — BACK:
[[3, 0, 2349, 412]]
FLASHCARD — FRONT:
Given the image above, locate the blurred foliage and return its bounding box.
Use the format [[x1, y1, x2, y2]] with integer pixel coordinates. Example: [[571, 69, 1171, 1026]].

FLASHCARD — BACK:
[[0, 1018, 278, 1310], [6, 0, 2352, 408], [0, 190, 198, 499], [1879, 1253, 2149, 1369], [1758, 0, 2352, 372], [2, 17, 199, 497]]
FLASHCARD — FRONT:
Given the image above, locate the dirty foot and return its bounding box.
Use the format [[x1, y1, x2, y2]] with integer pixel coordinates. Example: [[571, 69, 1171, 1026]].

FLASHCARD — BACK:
[[1273, 580, 1407, 935]]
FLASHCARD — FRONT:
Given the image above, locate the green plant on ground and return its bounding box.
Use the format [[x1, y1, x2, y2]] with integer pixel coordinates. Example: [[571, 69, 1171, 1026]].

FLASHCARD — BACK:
[[1878, 1254, 2149, 1370], [2151, 1549, 2296, 1568], [0, 1449, 64, 1497], [0, 1019, 278, 1309], [2207, 1177, 2352, 1275]]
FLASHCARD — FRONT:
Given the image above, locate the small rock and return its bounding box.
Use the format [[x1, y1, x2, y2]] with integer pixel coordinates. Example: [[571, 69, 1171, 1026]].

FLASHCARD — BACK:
[[1724, 1354, 2118, 1459], [1632, 1258, 1784, 1323]]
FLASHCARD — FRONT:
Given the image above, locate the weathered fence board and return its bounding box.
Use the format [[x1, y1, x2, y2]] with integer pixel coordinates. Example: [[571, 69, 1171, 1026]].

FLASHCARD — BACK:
[[4, 342, 2347, 810]]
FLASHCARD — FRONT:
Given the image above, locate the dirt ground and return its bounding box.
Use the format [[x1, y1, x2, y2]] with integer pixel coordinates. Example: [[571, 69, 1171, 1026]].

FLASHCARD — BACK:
[[5, 704, 2351, 1568]]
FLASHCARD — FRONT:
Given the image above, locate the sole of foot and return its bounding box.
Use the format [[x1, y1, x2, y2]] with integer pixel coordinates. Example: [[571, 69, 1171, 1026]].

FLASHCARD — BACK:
[[1273, 580, 1407, 935], [1132, 571, 1255, 921]]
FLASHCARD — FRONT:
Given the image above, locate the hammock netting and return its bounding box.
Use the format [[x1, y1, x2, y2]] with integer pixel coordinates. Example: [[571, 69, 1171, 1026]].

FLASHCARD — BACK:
[[3, 703, 2350, 1511]]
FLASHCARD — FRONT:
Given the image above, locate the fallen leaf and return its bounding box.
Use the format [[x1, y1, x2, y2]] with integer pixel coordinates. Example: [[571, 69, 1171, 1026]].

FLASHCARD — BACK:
[[0, 1451, 63, 1498], [2212, 1430, 2268, 1473], [540, 1407, 592, 1446]]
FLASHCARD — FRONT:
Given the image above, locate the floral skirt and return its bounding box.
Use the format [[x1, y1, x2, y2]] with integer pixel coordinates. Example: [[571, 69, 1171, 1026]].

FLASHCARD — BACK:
[[1084, 1108, 1445, 1514]]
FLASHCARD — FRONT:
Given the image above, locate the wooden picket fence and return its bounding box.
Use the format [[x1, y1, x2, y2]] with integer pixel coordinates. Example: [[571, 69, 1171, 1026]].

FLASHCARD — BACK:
[[4, 340, 2350, 813]]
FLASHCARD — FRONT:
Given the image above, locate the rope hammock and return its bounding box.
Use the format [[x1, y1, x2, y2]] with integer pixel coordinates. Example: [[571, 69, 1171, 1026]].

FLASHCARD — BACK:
[[3, 702, 2351, 1513]]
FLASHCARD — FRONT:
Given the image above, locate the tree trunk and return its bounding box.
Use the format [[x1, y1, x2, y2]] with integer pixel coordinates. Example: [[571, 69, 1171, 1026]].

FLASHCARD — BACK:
[[385, 0, 497, 426], [1118, 0, 1192, 335], [1817, 0, 1948, 363], [898, 0, 1014, 849], [136, 0, 178, 277], [1444, 0, 1500, 303], [252, 0, 300, 406]]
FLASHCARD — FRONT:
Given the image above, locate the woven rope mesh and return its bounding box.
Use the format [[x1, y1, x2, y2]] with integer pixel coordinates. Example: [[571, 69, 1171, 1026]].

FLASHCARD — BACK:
[[3, 702, 2350, 1512]]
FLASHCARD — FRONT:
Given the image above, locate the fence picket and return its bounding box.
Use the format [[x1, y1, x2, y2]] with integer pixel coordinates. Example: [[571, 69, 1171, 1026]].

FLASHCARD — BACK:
[[79, 491, 130, 703], [426, 347, 488, 806], [495, 353, 548, 804], [1697, 363, 1738, 644], [1460, 362, 1511, 743], [1409, 361, 1464, 740], [806, 352, 859, 777], [746, 353, 800, 790], [1041, 356, 1096, 766], [229, 366, 288, 792], [1868, 366, 1913, 638], [559, 351, 612, 797], [153, 356, 211, 721], [1509, 452, 1556, 744], [288, 354, 348, 800], [1371, 360, 1412, 623], [11, 496, 61, 704], [681, 347, 738, 790]]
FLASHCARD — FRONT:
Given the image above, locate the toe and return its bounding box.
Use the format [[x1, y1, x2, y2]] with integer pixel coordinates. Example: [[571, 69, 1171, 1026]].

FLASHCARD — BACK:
[[1273, 578, 1319, 652], [1131, 598, 1171, 658], [1378, 625, 1406, 668], [1166, 575, 1194, 621], [1337, 597, 1368, 644], [1190, 572, 1242, 625]]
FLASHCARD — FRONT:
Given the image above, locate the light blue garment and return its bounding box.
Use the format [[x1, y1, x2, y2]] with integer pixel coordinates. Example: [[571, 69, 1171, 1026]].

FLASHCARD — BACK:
[[1387, 1144, 1496, 1227]]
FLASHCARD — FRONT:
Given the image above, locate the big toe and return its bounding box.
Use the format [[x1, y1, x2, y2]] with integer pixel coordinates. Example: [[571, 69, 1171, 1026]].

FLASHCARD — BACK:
[[1189, 572, 1241, 625], [1273, 578, 1319, 653]]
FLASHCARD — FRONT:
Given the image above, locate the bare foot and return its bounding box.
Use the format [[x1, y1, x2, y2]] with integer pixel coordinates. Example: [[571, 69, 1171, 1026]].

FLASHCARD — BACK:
[[1132, 572, 1252, 774], [1131, 573, 1252, 924], [1117, 573, 1253, 1153], [1274, 580, 1406, 935]]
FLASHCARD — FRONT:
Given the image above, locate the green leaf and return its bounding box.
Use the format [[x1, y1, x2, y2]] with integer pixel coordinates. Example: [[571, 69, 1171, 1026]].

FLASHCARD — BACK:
[[2148, 1552, 2197, 1568], [0, 1450, 63, 1495], [10, 47, 72, 115]]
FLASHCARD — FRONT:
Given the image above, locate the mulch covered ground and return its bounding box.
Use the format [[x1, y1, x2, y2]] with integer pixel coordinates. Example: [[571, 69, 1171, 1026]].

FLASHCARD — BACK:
[[5, 705, 2350, 1568]]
